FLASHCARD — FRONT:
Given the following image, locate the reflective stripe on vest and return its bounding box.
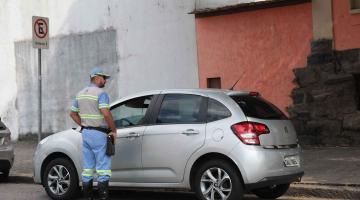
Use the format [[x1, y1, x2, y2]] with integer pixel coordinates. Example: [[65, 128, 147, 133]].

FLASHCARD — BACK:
[[76, 86, 108, 127]]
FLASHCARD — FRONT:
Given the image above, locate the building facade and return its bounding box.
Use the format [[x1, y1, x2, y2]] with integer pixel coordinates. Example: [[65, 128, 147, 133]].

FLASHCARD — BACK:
[[193, 0, 360, 145], [0, 0, 199, 139]]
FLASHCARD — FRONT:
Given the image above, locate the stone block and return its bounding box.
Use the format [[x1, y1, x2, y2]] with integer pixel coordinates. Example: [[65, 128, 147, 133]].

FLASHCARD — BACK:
[[341, 131, 360, 145], [343, 112, 360, 131], [336, 49, 360, 65], [307, 53, 334, 65], [298, 135, 321, 146], [342, 63, 360, 74], [311, 39, 333, 54], [306, 120, 342, 137], [293, 67, 318, 87], [320, 63, 336, 72], [288, 104, 310, 120], [324, 74, 353, 85], [310, 88, 333, 102], [291, 119, 306, 135], [291, 90, 305, 104]]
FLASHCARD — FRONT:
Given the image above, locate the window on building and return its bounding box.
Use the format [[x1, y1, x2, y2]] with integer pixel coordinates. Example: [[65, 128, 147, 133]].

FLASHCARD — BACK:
[[350, 0, 360, 13], [207, 77, 221, 89]]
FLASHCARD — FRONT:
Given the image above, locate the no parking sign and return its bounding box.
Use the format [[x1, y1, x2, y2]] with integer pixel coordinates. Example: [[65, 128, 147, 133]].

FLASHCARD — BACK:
[[32, 16, 49, 49], [32, 16, 49, 143]]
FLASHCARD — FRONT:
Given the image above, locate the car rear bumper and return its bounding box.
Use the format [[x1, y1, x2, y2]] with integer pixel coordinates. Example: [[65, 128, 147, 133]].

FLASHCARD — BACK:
[[245, 172, 304, 190], [229, 143, 304, 186], [0, 145, 14, 171]]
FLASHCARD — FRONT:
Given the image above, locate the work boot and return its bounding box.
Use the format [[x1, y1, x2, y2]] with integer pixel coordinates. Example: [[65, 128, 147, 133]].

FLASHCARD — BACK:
[[82, 180, 94, 200], [98, 181, 109, 200]]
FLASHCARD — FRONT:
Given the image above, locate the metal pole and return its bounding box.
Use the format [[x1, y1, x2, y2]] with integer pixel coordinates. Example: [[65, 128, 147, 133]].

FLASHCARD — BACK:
[[38, 48, 42, 143]]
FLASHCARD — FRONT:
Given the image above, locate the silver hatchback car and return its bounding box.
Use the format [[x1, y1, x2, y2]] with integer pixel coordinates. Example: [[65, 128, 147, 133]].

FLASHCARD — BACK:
[[33, 89, 303, 200]]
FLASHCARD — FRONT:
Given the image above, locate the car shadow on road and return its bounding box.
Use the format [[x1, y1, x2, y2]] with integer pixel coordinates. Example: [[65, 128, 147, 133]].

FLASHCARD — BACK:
[[81, 190, 272, 200], [0, 176, 34, 184]]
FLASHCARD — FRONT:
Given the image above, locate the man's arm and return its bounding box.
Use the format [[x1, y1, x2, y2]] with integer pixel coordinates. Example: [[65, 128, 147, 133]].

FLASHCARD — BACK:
[[98, 92, 117, 142], [100, 108, 117, 143], [100, 108, 116, 133], [70, 98, 81, 127], [70, 111, 81, 126]]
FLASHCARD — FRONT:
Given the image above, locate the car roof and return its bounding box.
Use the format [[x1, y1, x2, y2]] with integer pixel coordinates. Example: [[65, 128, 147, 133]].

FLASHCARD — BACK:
[[111, 89, 253, 106], [160, 88, 251, 96]]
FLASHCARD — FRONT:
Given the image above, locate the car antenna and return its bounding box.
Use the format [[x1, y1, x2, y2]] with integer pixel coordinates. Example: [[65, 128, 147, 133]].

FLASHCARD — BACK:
[[229, 74, 244, 90]]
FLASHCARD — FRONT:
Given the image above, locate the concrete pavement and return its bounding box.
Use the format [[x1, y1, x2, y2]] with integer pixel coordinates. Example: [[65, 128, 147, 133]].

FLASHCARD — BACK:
[[7, 139, 360, 199]]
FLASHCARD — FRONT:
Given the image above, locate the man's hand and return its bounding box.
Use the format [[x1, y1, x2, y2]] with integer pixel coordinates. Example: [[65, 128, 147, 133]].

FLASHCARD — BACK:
[[109, 132, 116, 144]]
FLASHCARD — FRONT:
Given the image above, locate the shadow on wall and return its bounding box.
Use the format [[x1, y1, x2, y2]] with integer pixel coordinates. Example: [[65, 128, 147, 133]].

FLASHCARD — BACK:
[[14, 1, 119, 136]]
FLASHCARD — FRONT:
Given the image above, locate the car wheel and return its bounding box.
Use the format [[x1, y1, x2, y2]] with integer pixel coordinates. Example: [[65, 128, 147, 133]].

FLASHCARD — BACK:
[[0, 169, 9, 181], [42, 157, 80, 200], [194, 159, 244, 200], [252, 183, 290, 199]]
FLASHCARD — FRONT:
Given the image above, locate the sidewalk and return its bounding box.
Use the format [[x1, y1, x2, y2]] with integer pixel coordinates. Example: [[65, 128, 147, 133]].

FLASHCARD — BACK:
[[287, 146, 360, 199], [9, 139, 360, 199]]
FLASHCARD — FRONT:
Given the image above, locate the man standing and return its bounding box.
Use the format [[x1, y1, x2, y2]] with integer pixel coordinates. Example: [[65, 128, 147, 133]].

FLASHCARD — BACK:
[[70, 67, 116, 200]]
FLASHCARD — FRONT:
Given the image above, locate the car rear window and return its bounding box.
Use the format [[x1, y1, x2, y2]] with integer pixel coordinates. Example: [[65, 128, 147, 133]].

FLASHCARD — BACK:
[[230, 95, 287, 120], [207, 98, 231, 122]]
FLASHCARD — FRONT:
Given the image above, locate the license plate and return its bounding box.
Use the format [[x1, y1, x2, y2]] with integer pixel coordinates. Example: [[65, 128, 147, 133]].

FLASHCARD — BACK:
[[283, 155, 300, 167]]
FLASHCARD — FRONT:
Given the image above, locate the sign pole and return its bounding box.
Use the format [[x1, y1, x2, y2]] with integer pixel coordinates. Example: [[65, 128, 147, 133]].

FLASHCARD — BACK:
[[32, 16, 48, 143], [38, 48, 42, 143]]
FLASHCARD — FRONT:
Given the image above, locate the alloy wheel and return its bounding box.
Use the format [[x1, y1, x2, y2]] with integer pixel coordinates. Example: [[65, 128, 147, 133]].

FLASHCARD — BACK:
[[200, 167, 232, 200], [47, 164, 71, 196]]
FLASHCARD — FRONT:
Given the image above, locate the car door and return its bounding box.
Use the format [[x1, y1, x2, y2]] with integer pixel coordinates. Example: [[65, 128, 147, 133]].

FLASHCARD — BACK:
[[141, 93, 207, 183], [110, 94, 157, 182]]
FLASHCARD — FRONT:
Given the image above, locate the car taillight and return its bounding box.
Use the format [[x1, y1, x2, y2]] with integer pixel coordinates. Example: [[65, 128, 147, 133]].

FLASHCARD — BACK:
[[249, 91, 260, 97], [231, 122, 270, 145]]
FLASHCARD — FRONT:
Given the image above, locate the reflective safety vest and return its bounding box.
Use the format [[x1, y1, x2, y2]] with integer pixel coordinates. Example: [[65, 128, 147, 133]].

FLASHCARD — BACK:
[[71, 85, 110, 128]]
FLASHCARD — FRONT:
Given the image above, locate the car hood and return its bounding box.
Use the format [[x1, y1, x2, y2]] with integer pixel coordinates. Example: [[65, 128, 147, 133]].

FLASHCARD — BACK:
[[39, 129, 82, 154]]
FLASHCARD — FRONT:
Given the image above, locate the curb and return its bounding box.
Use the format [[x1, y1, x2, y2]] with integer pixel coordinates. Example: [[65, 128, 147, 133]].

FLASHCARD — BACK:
[[288, 183, 360, 199]]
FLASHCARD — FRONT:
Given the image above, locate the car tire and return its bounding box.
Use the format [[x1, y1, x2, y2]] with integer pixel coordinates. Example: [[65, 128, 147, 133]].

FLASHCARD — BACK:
[[252, 183, 290, 199], [0, 169, 9, 181], [194, 159, 244, 200], [42, 157, 80, 200]]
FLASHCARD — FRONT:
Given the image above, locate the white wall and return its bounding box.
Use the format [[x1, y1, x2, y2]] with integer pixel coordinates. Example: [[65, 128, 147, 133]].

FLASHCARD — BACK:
[[0, 0, 199, 140]]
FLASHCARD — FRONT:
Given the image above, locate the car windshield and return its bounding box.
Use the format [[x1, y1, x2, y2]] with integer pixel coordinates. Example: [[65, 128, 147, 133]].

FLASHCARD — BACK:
[[230, 95, 288, 120]]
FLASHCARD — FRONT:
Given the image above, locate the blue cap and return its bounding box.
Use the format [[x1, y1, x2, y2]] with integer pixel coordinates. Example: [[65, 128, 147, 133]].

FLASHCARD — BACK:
[[90, 67, 110, 79]]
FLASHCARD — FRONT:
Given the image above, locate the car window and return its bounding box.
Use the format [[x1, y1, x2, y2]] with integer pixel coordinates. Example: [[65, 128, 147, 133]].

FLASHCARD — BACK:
[[207, 98, 231, 122], [156, 94, 203, 124], [230, 95, 287, 119], [111, 95, 153, 128]]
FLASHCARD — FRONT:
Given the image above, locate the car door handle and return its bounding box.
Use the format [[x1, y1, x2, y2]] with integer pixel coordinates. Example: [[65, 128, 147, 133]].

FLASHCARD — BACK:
[[126, 132, 140, 138], [181, 129, 199, 136]]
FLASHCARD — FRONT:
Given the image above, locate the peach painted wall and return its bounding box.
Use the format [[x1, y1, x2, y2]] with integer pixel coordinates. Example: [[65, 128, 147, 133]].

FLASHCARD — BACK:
[[196, 3, 312, 114], [332, 0, 360, 50]]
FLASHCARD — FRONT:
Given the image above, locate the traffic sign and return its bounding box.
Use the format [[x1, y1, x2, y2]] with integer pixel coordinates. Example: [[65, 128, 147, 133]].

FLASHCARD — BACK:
[[32, 16, 49, 49]]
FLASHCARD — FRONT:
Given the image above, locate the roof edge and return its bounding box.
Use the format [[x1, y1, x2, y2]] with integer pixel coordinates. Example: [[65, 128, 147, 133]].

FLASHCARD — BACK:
[[190, 0, 311, 17]]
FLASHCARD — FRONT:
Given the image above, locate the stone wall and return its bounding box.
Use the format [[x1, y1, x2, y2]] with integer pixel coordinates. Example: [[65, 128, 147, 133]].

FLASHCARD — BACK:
[[289, 39, 360, 146]]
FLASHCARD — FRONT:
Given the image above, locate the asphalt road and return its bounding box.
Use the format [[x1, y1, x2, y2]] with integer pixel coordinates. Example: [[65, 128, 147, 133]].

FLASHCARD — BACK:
[[0, 180, 348, 200], [3, 139, 359, 200]]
